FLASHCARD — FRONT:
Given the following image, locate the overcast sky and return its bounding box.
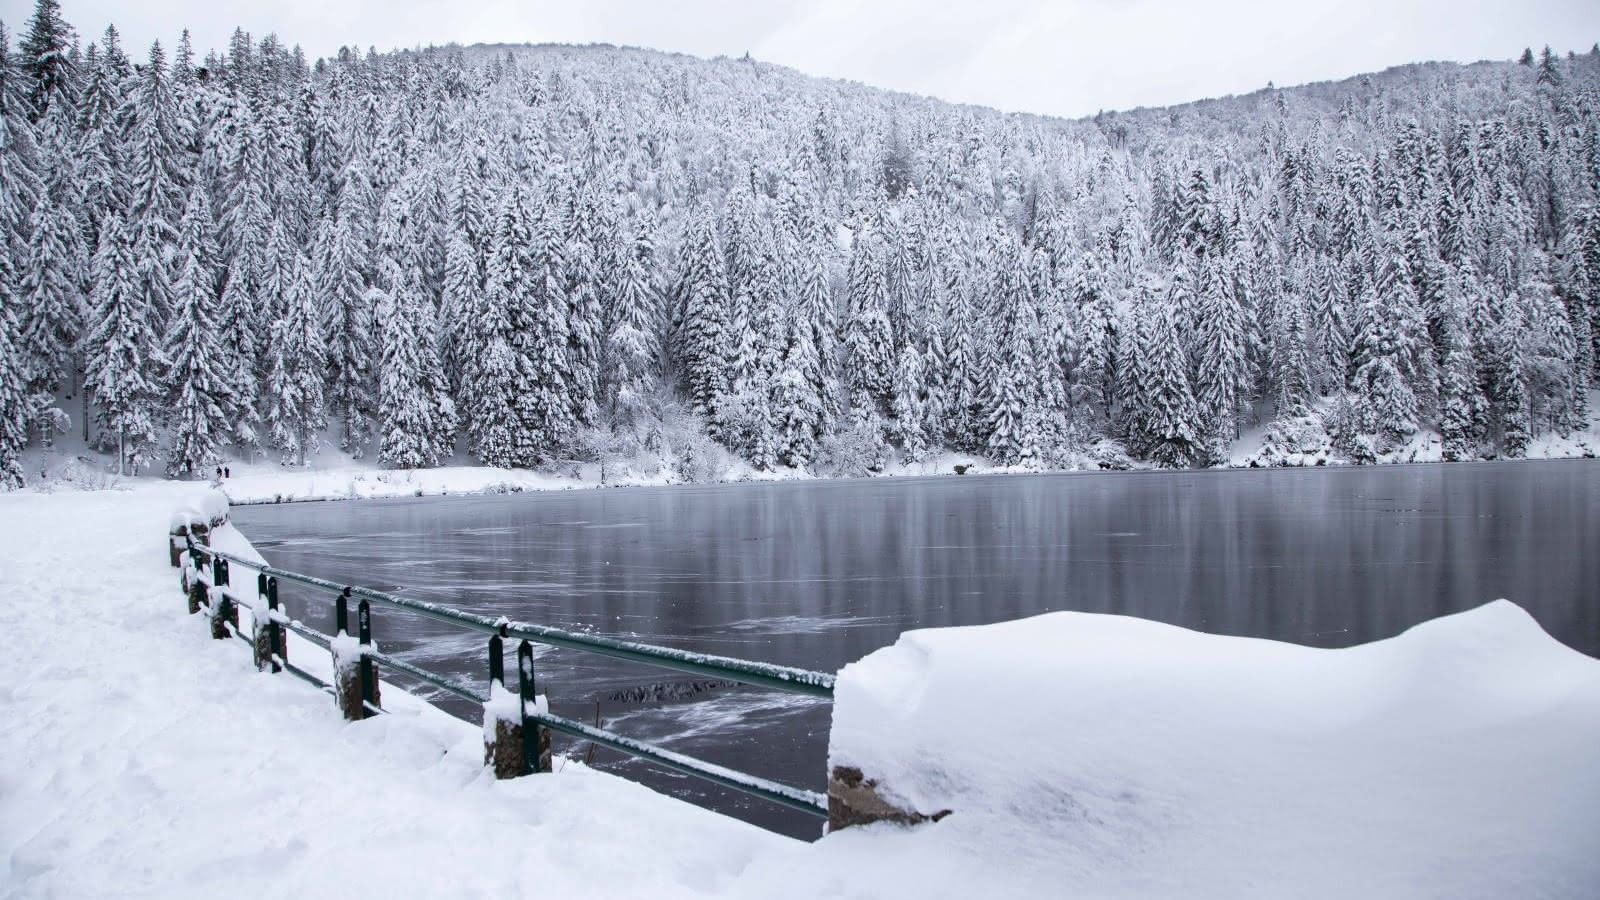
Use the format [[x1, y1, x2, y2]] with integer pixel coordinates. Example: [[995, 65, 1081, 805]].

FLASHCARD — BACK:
[[4, 0, 1598, 118]]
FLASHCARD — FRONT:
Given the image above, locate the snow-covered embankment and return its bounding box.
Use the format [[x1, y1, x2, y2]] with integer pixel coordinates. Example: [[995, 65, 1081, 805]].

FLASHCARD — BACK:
[[828, 604, 1600, 897]]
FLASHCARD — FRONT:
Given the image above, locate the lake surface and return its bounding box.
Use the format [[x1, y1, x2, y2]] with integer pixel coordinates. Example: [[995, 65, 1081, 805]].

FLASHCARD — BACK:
[[232, 460, 1599, 838]]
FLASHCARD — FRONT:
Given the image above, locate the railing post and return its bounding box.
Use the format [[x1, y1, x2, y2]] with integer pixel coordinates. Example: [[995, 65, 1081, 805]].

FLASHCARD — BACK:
[[335, 587, 350, 636], [252, 572, 282, 672], [332, 587, 376, 721], [484, 629, 527, 778], [210, 557, 234, 640], [357, 598, 380, 717], [266, 576, 285, 672], [518, 640, 552, 774]]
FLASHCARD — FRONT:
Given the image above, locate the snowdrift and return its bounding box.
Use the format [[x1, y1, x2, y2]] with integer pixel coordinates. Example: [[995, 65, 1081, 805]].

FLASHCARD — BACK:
[[827, 602, 1600, 897]]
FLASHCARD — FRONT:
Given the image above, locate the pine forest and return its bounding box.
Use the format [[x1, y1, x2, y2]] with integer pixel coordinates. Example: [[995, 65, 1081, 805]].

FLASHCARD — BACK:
[[2, 0, 1600, 488]]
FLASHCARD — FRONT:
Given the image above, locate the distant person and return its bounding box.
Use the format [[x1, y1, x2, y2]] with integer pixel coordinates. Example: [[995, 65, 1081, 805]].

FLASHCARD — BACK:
[[215, 466, 223, 481], [224, 466, 231, 479]]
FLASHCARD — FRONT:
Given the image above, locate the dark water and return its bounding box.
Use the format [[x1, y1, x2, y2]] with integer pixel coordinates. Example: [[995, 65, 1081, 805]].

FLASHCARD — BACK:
[[231, 460, 1599, 838]]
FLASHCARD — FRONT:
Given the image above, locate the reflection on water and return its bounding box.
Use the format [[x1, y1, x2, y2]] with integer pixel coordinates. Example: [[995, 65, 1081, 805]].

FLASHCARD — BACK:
[[233, 460, 1599, 838]]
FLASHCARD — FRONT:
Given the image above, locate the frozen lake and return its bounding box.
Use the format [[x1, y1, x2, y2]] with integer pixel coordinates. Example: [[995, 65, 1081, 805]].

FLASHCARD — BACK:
[[232, 460, 1599, 837]]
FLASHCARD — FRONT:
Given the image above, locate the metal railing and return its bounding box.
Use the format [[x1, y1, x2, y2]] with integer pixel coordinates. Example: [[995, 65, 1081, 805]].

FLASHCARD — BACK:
[[176, 534, 834, 819]]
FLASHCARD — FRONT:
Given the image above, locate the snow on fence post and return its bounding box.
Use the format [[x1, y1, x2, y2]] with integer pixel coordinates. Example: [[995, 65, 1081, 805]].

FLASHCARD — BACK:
[[209, 556, 236, 640], [483, 629, 527, 778], [171, 491, 228, 570], [169, 522, 193, 568], [332, 588, 356, 719], [518, 640, 553, 774], [184, 536, 208, 615], [332, 588, 381, 720], [253, 574, 285, 672]]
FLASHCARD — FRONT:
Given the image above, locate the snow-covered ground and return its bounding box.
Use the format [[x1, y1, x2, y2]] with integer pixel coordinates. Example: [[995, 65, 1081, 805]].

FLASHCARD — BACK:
[[0, 482, 793, 899], [833, 604, 1600, 898], [2, 483, 1597, 897]]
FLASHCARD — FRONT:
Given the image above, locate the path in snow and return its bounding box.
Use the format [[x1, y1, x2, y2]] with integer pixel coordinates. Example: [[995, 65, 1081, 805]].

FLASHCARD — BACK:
[[0, 484, 801, 898]]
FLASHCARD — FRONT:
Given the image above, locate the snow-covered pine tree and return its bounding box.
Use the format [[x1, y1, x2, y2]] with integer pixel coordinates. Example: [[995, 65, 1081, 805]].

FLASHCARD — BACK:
[[317, 210, 374, 456], [439, 229, 479, 396], [719, 218, 782, 466], [19, 0, 76, 122], [774, 308, 824, 467], [1069, 258, 1116, 430], [892, 340, 929, 461], [74, 48, 123, 250], [1346, 231, 1425, 447], [843, 234, 894, 413], [163, 190, 233, 476], [1437, 274, 1486, 461], [126, 41, 182, 276], [1270, 290, 1313, 415], [0, 25, 44, 271], [942, 277, 984, 451], [413, 274, 458, 458], [468, 185, 534, 465], [0, 54, 30, 483], [1482, 298, 1532, 458], [1351, 282, 1419, 447], [17, 186, 83, 434], [83, 214, 161, 474], [674, 210, 733, 429], [1520, 276, 1581, 434], [265, 255, 327, 466], [215, 266, 263, 454], [1141, 287, 1204, 469], [375, 267, 452, 469], [604, 225, 660, 429], [1191, 250, 1250, 452], [467, 323, 520, 469], [796, 245, 840, 428], [0, 288, 26, 489], [513, 207, 575, 464], [563, 182, 606, 430], [986, 252, 1041, 466]]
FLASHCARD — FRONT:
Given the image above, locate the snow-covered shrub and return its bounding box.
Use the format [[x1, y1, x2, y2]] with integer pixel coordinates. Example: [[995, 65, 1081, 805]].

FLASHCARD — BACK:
[[813, 414, 891, 478], [1085, 438, 1135, 470], [668, 425, 734, 483], [39, 456, 123, 492], [713, 388, 778, 471], [1246, 411, 1336, 467], [574, 393, 733, 484], [1325, 395, 1379, 465]]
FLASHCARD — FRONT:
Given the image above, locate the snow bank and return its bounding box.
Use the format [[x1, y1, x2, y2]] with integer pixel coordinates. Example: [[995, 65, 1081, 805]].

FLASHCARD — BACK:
[[827, 602, 1600, 897], [0, 483, 792, 899], [167, 487, 230, 533]]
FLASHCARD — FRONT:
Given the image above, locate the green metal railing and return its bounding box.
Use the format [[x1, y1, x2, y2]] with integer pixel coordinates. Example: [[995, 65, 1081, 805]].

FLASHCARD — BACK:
[[177, 535, 834, 819]]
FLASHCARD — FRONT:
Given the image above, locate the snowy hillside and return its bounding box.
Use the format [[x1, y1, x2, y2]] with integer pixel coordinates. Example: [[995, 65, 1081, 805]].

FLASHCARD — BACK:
[[2, 3, 1600, 490]]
